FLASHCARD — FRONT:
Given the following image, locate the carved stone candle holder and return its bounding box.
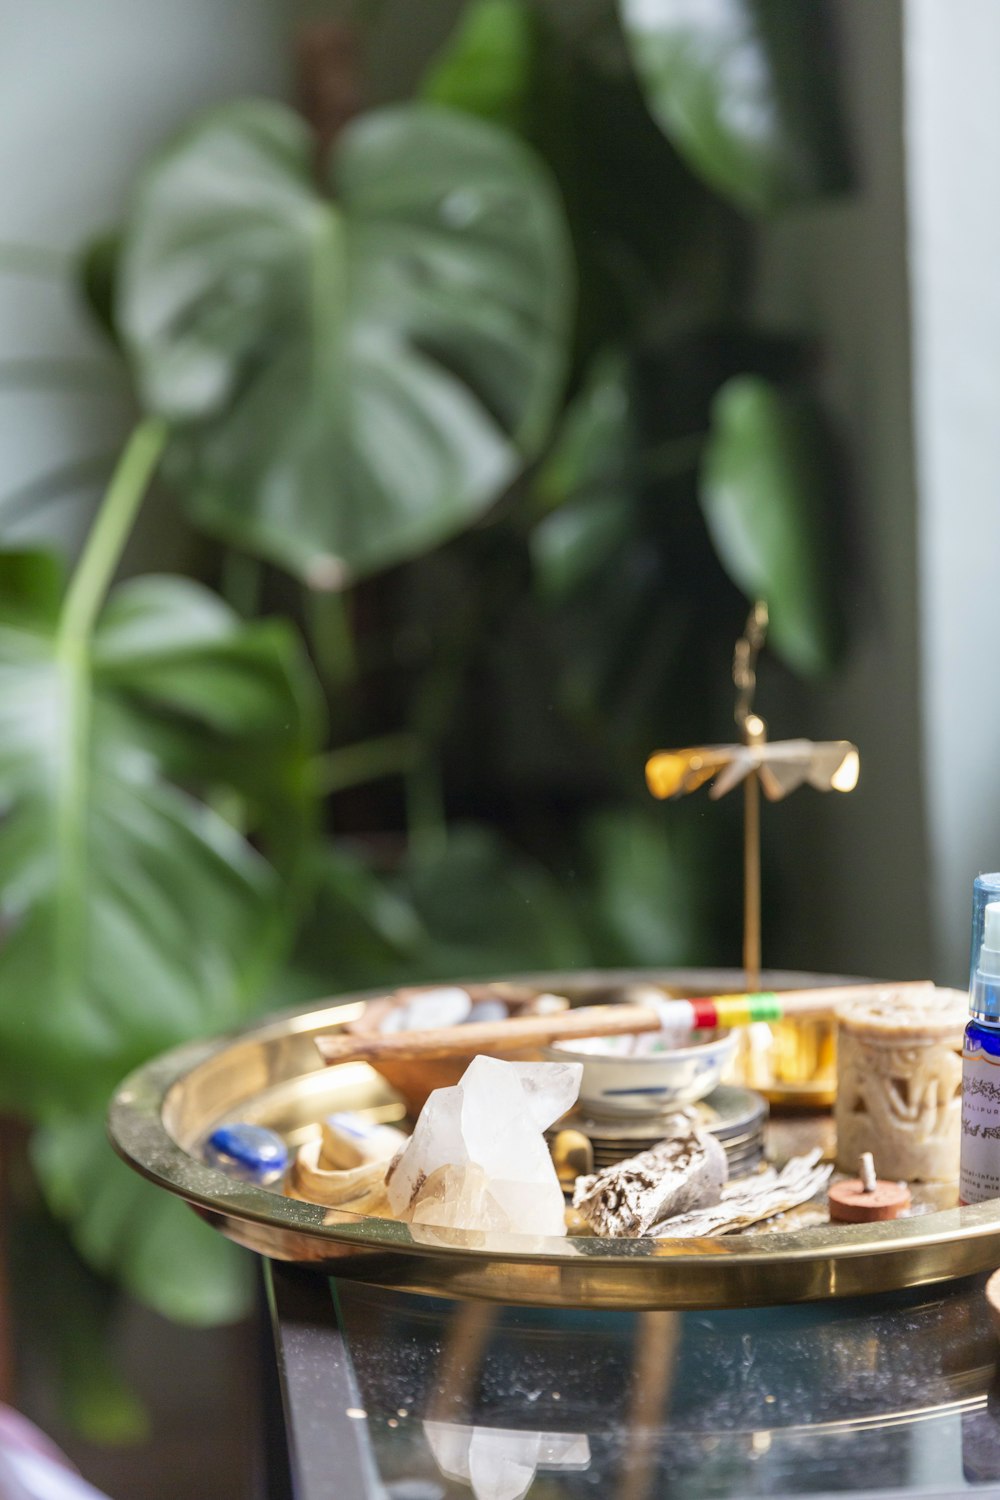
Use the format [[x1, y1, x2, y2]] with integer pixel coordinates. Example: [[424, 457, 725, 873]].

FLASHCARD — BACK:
[[834, 987, 967, 1183]]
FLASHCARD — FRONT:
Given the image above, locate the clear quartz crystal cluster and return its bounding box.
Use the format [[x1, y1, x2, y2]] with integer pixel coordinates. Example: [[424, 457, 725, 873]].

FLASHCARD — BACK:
[[385, 1055, 582, 1235]]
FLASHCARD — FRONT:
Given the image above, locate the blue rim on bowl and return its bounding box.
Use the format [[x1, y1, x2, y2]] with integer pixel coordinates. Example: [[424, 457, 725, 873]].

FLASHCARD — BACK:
[[542, 1030, 740, 1117]]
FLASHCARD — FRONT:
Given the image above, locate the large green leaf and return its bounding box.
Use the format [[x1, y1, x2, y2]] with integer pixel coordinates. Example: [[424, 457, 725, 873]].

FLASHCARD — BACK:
[[32, 1117, 252, 1326], [396, 822, 589, 978], [422, 0, 536, 131], [272, 840, 427, 1004], [530, 350, 634, 600], [579, 804, 722, 967], [0, 562, 318, 1118], [525, 352, 693, 761], [277, 824, 591, 1001], [699, 375, 842, 676], [79, 229, 122, 346], [618, 0, 846, 215], [118, 101, 573, 584]]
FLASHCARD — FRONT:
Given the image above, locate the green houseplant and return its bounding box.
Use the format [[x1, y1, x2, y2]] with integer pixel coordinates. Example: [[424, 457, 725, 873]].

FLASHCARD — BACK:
[[0, 0, 848, 1429]]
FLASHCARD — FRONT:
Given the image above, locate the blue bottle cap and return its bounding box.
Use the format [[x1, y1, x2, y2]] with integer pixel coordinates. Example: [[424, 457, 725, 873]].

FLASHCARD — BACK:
[[971, 891, 1000, 1023]]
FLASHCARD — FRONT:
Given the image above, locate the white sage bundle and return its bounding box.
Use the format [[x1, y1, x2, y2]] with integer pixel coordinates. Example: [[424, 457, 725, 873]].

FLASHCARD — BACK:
[[650, 1150, 832, 1237], [573, 1130, 727, 1237]]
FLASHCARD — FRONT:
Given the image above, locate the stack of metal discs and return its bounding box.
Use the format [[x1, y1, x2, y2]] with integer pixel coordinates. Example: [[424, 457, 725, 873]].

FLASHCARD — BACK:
[[557, 1085, 768, 1177]]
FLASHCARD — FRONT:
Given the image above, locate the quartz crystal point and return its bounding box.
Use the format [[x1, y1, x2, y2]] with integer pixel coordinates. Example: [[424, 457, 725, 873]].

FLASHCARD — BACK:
[[380, 985, 473, 1032], [385, 1055, 582, 1236], [572, 1129, 727, 1236]]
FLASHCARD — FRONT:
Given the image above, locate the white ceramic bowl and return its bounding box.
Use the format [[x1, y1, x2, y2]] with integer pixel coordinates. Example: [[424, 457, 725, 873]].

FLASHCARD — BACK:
[[543, 1030, 739, 1117]]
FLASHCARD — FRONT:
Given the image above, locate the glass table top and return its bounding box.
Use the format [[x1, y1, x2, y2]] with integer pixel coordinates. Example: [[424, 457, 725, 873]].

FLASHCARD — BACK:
[[268, 1270, 1000, 1499]]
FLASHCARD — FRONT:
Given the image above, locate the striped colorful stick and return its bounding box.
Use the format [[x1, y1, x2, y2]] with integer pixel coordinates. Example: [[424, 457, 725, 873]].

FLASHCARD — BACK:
[[315, 981, 934, 1066], [668, 992, 787, 1031]]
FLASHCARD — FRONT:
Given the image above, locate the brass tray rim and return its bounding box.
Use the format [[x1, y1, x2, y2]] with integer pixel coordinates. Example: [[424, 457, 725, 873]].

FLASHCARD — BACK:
[[108, 972, 1000, 1308]]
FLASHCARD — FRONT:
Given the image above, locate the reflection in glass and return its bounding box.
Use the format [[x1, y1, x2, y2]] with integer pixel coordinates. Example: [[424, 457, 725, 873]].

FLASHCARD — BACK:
[[335, 1275, 1000, 1498], [424, 1421, 590, 1500]]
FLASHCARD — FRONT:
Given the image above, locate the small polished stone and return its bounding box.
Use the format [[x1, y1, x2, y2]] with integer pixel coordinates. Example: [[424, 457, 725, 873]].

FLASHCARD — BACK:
[[466, 1000, 509, 1024], [204, 1123, 288, 1185], [529, 992, 570, 1015], [381, 987, 472, 1032]]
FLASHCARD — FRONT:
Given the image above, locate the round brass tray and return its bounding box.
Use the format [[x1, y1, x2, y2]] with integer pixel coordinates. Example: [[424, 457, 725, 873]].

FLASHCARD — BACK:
[[108, 970, 1000, 1311]]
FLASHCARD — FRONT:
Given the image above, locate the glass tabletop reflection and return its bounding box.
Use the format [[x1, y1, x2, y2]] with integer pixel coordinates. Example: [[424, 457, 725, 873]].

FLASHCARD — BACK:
[[272, 1271, 1000, 1500]]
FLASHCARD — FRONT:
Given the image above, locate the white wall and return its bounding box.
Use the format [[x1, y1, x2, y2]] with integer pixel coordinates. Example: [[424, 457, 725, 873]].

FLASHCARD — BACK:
[[905, 0, 1000, 982], [753, 0, 933, 983], [0, 0, 290, 557], [757, 0, 1000, 985]]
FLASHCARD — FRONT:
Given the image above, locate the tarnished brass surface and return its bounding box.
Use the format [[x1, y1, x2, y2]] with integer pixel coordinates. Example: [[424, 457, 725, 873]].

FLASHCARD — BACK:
[[108, 971, 1000, 1310]]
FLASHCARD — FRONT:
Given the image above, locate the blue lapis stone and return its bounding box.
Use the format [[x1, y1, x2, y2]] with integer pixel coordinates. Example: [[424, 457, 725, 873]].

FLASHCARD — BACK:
[[204, 1123, 288, 1185]]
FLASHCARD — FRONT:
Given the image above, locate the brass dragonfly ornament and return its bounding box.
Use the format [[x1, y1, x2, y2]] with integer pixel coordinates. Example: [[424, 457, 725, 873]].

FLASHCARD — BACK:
[[645, 601, 859, 986], [645, 738, 859, 804]]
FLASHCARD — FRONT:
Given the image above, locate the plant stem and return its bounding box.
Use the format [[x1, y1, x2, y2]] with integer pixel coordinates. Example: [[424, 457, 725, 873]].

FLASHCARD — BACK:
[[52, 418, 167, 1007], [406, 757, 448, 864], [57, 418, 168, 649], [314, 731, 421, 796], [307, 586, 357, 693]]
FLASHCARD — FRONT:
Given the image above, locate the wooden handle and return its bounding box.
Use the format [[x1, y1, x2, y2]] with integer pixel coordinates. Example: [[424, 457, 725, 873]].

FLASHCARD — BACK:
[[315, 1003, 656, 1064], [314, 980, 932, 1067]]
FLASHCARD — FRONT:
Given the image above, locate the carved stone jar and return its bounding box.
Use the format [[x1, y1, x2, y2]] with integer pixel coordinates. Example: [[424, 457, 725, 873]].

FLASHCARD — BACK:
[[835, 987, 967, 1183]]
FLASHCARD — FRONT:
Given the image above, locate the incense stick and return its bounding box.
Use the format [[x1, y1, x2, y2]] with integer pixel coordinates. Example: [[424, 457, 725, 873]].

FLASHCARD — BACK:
[[314, 980, 933, 1067]]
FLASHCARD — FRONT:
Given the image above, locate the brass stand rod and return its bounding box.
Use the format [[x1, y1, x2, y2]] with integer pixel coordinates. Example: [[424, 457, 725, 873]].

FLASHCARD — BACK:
[[743, 770, 761, 990], [734, 601, 768, 991]]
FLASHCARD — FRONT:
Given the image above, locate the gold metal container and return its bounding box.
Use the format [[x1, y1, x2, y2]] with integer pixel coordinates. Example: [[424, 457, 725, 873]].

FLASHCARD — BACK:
[[738, 1015, 839, 1109], [107, 970, 1000, 1311]]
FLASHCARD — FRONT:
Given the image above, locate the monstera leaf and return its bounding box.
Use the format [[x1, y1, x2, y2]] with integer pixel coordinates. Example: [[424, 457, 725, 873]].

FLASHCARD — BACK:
[[278, 824, 591, 1001], [580, 805, 721, 967], [526, 352, 689, 757], [395, 822, 588, 978], [530, 350, 634, 600], [699, 375, 842, 676], [422, 0, 536, 130], [0, 556, 318, 1119], [618, 0, 846, 215], [117, 101, 573, 584]]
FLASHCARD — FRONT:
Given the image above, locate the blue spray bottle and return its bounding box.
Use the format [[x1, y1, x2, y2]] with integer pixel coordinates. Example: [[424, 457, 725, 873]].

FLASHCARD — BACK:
[[959, 875, 1000, 1204]]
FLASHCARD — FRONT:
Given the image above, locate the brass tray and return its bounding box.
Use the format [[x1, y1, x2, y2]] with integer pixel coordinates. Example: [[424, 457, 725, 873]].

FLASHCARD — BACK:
[[108, 970, 1000, 1311]]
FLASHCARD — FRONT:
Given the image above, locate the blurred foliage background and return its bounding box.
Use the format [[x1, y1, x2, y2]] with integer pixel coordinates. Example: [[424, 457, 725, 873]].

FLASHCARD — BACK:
[[0, 0, 850, 1447]]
